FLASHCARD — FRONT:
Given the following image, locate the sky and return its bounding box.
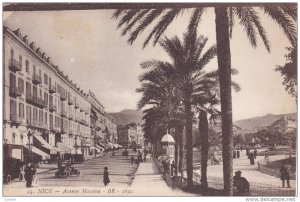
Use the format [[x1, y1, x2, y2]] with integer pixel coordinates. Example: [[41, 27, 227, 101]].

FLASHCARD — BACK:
[[3, 8, 297, 121]]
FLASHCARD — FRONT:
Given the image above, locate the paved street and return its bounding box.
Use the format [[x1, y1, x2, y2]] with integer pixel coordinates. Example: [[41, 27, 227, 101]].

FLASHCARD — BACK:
[[4, 150, 138, 189], [191, 149, 296, 196]]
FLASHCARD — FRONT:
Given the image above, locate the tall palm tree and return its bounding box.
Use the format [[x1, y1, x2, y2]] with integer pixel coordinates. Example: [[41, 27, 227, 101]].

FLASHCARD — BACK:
[[113, 5, 296, 195], [137, 30, 217, 188]]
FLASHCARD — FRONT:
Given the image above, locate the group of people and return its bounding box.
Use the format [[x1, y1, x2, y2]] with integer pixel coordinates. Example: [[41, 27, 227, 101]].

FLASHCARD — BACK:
[[233, 150, 241, 159], [246, 148, 257, 165], [130, 149, 148, 165]]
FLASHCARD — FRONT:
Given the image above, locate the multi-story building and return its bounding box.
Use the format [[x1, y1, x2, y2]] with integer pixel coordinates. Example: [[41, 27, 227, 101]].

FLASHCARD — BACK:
[[117, 123, 144, 148], [88, 91, 107, 153], [3, 27, 93, 163]]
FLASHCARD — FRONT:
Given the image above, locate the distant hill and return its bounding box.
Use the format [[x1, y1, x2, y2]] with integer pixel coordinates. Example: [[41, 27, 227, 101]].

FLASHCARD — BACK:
[[109, 109, 144, 125], [234, 113, 297, 132]]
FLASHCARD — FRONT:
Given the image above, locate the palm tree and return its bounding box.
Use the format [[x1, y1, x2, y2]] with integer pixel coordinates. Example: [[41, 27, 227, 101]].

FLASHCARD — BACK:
[[113, 5, 296, 195], [137, 30, 217, 188]]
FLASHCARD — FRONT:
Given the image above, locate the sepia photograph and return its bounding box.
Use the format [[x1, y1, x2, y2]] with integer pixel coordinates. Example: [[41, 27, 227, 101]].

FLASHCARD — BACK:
[[2, 2, 297, 198]]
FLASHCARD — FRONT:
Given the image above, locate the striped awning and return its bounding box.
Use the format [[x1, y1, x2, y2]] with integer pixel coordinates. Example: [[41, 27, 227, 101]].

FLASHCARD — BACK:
[[31, 146, 50, 160], [34, 134, 59, 154]]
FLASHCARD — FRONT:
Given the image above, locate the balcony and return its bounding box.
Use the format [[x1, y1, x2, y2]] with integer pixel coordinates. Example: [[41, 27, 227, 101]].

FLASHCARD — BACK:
[[49, 103, 57, 112], [9, 58, 22, 72], [61, 127, 69, 134], [49, 85, 56, 94], [26, 94, 47, 108], [32, 74, 42, 84], [68, 114, 74, 120], [9, 86, 22, 97], [75, 102, 79, 109], [68, 96, 74, 105], [10, 114, 21, 124], [60, 94, 67, 101], [61, 110, 68, 118]]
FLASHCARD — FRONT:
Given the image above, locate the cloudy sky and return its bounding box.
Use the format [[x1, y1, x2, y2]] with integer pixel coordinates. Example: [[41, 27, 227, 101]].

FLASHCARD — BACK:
[[3, 7, 297, 121]]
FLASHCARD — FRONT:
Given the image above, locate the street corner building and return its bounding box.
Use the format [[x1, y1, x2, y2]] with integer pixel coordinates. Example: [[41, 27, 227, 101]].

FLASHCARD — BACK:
[[2, 27, 118, 187]]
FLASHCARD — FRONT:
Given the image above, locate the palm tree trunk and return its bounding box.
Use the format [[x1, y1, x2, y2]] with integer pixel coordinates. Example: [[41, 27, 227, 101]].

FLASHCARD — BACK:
[[215, 6, 234, 196], [184, 102, 194, 188], [199, 109, 209, 189]]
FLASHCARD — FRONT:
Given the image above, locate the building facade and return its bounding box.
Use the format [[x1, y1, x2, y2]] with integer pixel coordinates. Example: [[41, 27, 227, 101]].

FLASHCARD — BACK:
[[117, 123, 144, 148], [3, 27, 114, 163]]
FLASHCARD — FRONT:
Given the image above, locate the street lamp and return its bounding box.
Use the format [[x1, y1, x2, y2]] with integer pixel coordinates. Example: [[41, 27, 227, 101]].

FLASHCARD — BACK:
[[27, 131, 33, 163], [3, 139, 8, 159]]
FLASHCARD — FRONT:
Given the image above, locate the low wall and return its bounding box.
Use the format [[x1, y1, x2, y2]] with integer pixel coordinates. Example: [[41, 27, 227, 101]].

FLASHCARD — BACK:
[[257, 162, 296, 180]]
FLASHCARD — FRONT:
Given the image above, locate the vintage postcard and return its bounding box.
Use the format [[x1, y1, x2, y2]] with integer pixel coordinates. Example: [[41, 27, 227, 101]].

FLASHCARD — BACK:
[[2, 2, 297, 198]]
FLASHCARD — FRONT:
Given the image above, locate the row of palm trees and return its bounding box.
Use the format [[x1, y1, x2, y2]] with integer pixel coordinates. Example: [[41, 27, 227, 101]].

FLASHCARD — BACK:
[[113, 5, 297, 195]]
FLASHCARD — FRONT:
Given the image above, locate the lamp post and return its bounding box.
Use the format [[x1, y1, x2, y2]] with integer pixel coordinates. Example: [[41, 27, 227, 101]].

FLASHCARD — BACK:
[[27, 131, 33, 163], [3, 139, 8, 159]]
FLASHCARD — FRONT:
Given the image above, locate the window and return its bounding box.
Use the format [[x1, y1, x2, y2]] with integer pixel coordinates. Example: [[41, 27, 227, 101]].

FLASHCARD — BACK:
[[9, 73, 16, 88], [39, 110, 43, 122], [26, 82, 31, 95], [33, 65, 36, 74], [33, 108, 38, 121], [19, 102, 24, 119], [39, 89, 42, 98], [33, 86, 37, 97], [10, 99, 17, 115], [44, 92, 48, 106], [20, 135, 24, 145], [12, 133, 15, 144], [26, 105, 31, 122], [25, 60, 29, 73], [18, 78, 24, 93], [39, 69, 42, 82], [10, 49, 14, 59], [49, 77, 52, 86], [50, 114, 53, 128], [49, 95, 53, 105], [44, 112, 47, 124], [44, 73, 48, 85], [19, 55, 22, 69]]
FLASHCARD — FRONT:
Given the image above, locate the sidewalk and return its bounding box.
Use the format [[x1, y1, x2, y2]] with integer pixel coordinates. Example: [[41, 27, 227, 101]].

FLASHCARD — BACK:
[[130, 155, 197, 196]]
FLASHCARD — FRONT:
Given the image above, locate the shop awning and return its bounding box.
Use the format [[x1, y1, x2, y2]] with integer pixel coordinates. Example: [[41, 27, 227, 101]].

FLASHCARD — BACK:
[[95, 144, 104, 151], [31, 146, 50, 160], [106, 142, 114, 149], [34, 134, 59, 154], [97, 142, 106, 149]]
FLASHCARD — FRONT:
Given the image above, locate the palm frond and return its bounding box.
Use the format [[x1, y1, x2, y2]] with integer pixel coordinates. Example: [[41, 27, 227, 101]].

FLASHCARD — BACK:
[[121, 9, 151, 36], [246, 7, 271, 52], [143, 8, 183, 48], [262, 6, 296, 45], [235, 7, 258, 49], [231, 81, 241, 92], [112, 9, 126, 19], [195, 45, 217, 70], [228, 7, 235, 38], [117, 9, 140, 29], [128, 9, 164, 45]]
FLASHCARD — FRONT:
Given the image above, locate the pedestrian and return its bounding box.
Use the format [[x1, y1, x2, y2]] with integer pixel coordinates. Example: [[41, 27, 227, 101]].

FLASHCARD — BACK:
[[264, 151, 269, 163], [237, 150, 240, 159], [138, 150, 143, 163], [248, 152, 255, 165], [131, 156, 134, 165], [253, 149, 257, 158], [30, 164, 37, 187], [25, 163, 33, 188], [233, 171, 250, 195], [171, 160, 175, 177], [280, 162, 291, 188], [103, 167, 110, 186], [246, 147, 250, 156], [233, 150, 237, 159]]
